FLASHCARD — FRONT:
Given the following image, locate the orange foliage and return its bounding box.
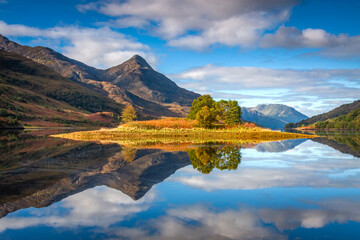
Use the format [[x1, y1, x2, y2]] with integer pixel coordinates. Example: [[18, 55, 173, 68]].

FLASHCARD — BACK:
[[122, 117, 197, 129], [242, 122, 256, 128]]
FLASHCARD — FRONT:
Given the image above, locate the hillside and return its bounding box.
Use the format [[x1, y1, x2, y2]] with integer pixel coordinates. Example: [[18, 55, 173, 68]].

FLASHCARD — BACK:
[[0, 35, 200, 118], [0, 50, 123, 127], [287, 100, 360, 128], [313, 108, 360, 129], [242, 104, 308, 129]]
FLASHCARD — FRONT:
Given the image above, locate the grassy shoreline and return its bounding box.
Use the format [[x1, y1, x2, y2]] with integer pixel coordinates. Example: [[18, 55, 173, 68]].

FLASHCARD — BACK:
[[51, 124, 318, 145]]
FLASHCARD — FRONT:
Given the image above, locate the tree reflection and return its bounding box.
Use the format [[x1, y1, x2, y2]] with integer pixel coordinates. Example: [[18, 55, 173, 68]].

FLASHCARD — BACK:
[[187, 145, 242, 174], [121, 146, 137, 162]]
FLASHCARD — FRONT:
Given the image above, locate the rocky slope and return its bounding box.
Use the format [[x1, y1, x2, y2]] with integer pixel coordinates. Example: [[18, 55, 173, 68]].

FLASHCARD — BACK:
[[0, 50, 123, 127], [0, 35, 200, 118]]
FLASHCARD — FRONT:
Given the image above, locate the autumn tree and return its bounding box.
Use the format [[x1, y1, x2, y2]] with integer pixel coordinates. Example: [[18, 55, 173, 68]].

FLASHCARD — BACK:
[[187, 95, 215, 119], [121, 104, 137, 123], [196, 106, 216, 128], [187, 95, 242, 129]]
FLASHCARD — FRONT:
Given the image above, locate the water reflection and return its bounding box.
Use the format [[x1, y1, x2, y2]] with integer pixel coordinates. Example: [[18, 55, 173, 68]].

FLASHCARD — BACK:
[[187, 145, 241, 174], [255, 138, 307, 152], [311, 131, 360, 158], [287, 129, 360, 157], [0, 130, 360, 239]]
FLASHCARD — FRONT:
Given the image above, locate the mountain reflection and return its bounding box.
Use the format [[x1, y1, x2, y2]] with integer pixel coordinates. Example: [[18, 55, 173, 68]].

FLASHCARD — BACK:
[[1, 129, 359, 222], [286, 129, 360, 157], [0, 130, 246, 218], [311, 131, 360, 158]]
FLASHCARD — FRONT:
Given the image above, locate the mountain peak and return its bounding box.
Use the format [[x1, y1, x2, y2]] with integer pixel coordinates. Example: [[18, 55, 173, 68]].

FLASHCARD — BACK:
[[127, 54, 152, 69], [105, 54, 152, 76], [242, 103, 308, 129], [0, 34, 20, 50]]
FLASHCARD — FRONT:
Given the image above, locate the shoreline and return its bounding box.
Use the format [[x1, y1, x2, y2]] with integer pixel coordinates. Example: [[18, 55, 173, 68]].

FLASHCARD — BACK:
[[51, 126, 318, 145]]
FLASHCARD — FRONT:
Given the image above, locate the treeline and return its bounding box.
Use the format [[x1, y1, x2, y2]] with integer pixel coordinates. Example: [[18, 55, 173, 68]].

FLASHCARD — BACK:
[[314, 108, 360, 130]]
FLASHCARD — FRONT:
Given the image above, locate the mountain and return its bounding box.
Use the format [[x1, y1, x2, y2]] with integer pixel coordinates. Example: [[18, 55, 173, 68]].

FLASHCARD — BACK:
[[313, 108, 360, 129], [242, 104, 308, 129], [105, 55, 198, 106], [0, 35, 200, 118], [287, 100, 360, 128], [0, 50, 123, 127]]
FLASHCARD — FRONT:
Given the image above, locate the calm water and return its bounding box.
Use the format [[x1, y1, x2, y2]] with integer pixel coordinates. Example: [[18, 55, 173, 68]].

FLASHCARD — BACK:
[[0, 129, 360, 240]]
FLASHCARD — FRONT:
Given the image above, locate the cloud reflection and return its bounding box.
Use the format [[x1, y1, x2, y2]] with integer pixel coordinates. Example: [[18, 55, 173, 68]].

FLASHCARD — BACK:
[[97, 198, 360, 240], [0, 186, 155, 232], [172, 140, 360, 191]]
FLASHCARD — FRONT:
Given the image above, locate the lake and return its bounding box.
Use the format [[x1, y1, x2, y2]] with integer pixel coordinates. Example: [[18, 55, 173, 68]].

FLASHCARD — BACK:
[[0, 129, 359, 239]]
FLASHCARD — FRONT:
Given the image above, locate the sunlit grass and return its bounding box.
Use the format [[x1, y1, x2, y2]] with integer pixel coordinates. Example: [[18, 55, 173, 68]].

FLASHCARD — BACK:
[[51, 118, 317, 145]]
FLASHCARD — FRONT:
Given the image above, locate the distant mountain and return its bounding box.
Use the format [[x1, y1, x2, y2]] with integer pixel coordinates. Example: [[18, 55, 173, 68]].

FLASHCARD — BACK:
[[287, 100, 360, 128], [242, 104, 308, 129], [0, 50, 123, 127], [0, 35, 200, 118]]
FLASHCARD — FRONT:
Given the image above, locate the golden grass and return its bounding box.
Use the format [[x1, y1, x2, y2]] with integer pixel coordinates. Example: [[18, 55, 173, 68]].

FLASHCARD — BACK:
[[122, 117, 197, 129], [51, 118, 317, 146]]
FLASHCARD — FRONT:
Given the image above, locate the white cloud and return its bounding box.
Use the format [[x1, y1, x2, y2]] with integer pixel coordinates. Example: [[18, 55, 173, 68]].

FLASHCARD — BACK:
[[79, 0, 297, 49], [261, 26, 360, 58], [0, 21, 156, 68], [170, 65, 360, 115], [168, 12, 288, 50], [77, 0, 360, 57]]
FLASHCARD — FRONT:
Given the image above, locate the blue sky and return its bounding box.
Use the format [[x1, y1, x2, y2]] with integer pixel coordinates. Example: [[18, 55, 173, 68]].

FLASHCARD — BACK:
[[0, 0, 359, 116]]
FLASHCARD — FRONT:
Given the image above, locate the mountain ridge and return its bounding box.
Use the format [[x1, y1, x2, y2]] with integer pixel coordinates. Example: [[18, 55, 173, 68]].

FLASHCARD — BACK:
[[0, 35, 200, 118], [287, 100, 360, 128], [242, 104, 308, 129]]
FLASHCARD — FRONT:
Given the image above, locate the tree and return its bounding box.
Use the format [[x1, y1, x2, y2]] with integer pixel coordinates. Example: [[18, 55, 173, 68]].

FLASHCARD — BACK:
[[196, 106, 216, 128], [187, 95, 215, 119], [225, 100, 241, 126], [121, 104, 137, 123], [215, 100, 241, 126]]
